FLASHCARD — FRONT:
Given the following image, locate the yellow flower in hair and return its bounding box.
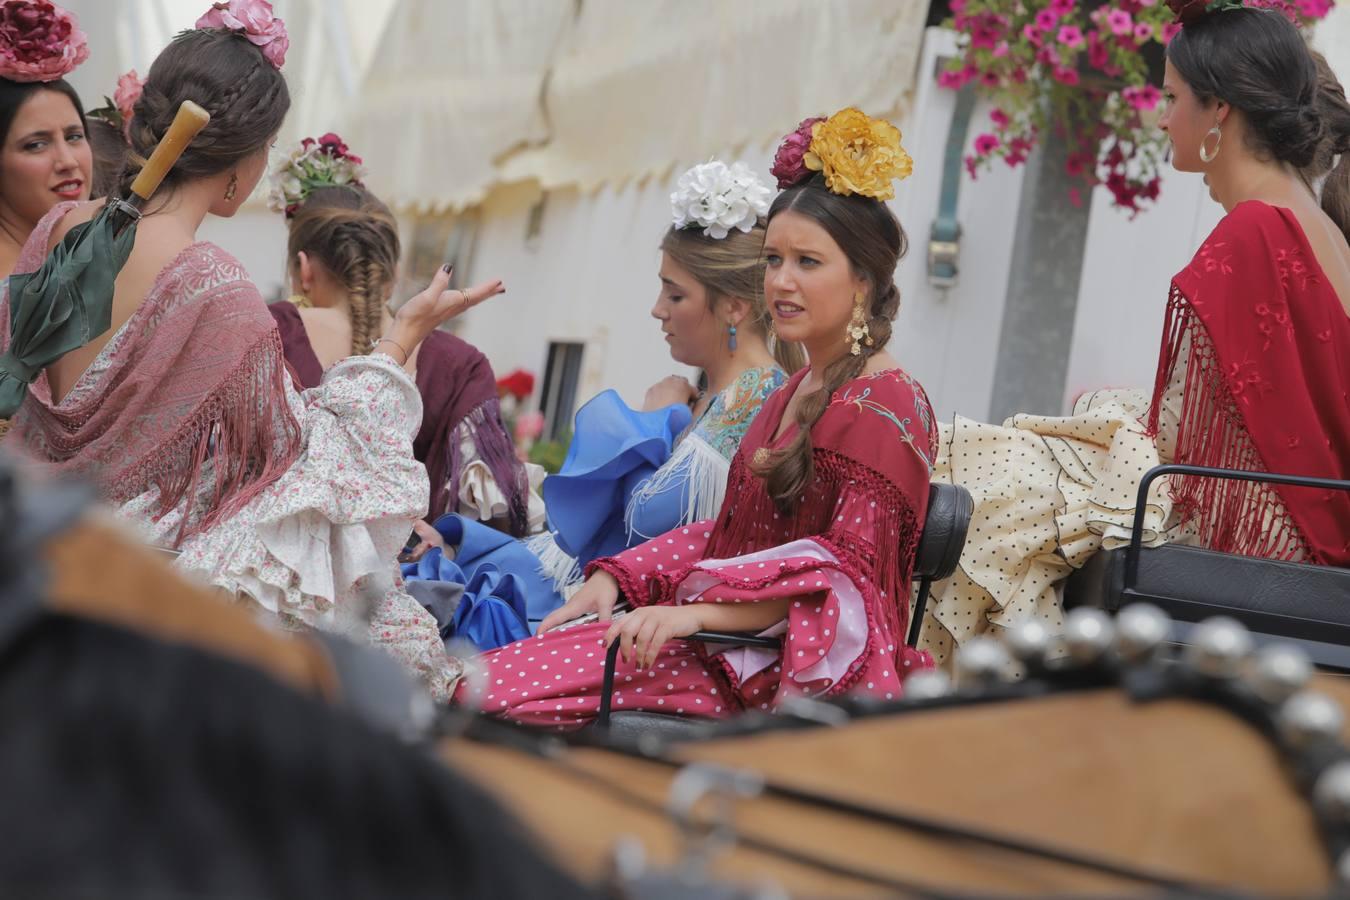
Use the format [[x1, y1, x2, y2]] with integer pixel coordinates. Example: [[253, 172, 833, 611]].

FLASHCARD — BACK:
[[803, 107, 913, 201]]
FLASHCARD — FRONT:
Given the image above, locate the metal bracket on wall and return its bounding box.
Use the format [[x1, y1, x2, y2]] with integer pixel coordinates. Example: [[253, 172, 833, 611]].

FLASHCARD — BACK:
[[928, 82, 977, 289]]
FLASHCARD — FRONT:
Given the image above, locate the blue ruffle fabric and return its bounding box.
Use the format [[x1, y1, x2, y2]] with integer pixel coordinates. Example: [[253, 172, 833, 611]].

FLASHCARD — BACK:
[[542, 390, 691, 567], [401, 513, 564, 650]]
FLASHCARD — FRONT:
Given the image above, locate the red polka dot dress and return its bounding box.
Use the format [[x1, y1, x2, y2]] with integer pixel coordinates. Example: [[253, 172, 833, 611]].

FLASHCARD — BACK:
[[464, 369, 938, 729]]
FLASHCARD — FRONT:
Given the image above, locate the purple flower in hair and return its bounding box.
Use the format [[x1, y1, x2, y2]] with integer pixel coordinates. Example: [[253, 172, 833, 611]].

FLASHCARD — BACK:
[[770, 116, 825, 189]]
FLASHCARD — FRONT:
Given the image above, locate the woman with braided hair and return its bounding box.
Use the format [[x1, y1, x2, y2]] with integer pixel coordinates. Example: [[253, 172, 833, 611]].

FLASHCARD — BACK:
[[269, 154, 532, 536], [469, 109, 938, 729], [0, 1, 503, 699]]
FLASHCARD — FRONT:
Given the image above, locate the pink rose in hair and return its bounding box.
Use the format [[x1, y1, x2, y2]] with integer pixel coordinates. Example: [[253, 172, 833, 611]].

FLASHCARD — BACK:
[[113, 69, 144, 122], [770, 115, 825, 189], [0, 0, 89, 83], [195, 0, 289, 69]]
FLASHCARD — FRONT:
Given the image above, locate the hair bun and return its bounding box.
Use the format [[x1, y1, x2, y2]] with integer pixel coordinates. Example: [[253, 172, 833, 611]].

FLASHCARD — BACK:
[[1264, 103, 1325, 169]]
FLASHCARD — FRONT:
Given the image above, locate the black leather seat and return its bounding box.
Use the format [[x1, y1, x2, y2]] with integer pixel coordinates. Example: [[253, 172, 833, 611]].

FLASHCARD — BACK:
[[1063, 464, 1350, 670], [598, 481, 974, 740]]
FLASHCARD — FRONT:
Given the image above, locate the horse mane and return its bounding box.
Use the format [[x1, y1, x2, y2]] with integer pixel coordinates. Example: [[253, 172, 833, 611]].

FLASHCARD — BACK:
[[0, 612, 594, 900]]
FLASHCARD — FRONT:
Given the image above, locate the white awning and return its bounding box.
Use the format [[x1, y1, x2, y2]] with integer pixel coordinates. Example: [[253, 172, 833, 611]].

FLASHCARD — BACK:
[[347, 0, 928, 213]]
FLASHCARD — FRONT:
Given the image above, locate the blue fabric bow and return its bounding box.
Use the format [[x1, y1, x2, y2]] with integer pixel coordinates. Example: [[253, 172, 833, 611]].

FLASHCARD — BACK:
[[542, 390, 691, 566], [401, 513, 564, 651]]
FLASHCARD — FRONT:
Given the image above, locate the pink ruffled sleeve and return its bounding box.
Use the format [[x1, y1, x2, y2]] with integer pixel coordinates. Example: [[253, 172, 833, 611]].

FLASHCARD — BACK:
[[585, 520, 716, 608]]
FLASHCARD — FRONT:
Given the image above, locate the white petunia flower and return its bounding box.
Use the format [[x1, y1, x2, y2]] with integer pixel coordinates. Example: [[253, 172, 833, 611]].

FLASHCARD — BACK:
[[670, 160, 773, 239]]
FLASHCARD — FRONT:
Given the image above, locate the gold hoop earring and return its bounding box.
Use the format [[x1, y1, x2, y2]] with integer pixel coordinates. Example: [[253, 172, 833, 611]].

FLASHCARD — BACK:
[[1199, 125, 1222, 164], [224, 173, 238, 201], [846, 292, 872, 357]]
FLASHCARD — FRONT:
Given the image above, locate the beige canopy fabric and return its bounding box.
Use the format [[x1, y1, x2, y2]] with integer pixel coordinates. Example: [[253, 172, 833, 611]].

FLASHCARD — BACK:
[[348, 0, 928, 213], [345, 0, 572, 214]]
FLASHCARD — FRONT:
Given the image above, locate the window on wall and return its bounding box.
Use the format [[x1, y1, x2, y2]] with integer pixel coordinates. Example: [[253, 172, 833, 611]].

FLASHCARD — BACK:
[[540, 341, 585, 442]]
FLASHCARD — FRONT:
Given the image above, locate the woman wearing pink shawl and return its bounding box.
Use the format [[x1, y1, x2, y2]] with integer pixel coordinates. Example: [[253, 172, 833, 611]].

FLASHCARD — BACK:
[[0, 5, 503, 699]]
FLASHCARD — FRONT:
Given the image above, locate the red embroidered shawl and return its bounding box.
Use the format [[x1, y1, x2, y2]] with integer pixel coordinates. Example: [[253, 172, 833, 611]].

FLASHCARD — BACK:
[[0, 204, 302, 544], [1147, 201, 1350, 565]]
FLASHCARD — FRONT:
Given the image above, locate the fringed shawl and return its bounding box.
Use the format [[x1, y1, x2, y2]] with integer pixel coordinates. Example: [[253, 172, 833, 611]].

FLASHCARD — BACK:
[[1147, 201, 1350, 566], [706, 367, 937, 657], [1, 204, 302, 546]]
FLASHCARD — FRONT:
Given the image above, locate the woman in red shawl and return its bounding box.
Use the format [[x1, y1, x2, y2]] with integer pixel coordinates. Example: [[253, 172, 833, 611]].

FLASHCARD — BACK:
[[922, 2, 1349, 666], [462, 109, 937, 729], [268, 163, 532, 536]]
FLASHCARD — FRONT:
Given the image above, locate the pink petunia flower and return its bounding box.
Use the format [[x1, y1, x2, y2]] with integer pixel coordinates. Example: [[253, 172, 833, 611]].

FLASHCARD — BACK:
[[1086, 32, 1110, 68], [1049, 0, 1077, 15], [1035, 9, 1060, 30], [195, 0, 289, 69], [1106, 8, 1134, 35], [1133, 21, 1155, 42], [1296, 0, 1332, 17], [1121, 84, 1161, 111], [990, 108, 1011, 130], [973, 133, 1000, 155], [1058, 25, 1085, 47], [1052, 66, 1080, 86]]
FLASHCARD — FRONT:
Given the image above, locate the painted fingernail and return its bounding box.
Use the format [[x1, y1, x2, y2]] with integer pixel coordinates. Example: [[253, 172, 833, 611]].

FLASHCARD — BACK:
[[441, 263, 452, 273]]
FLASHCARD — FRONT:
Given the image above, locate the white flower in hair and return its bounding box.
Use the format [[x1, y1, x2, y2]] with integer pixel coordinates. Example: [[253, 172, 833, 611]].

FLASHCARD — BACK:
[[670, 160, 773, 239]]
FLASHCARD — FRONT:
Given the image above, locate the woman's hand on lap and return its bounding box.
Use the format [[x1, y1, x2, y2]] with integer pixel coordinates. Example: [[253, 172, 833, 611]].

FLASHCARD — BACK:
[[604, 605, 703, 670], [538, 570, 620, 633]]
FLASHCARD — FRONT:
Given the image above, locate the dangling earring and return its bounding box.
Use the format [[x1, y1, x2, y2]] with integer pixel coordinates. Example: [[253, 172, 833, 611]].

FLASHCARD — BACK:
[[287, 294, 312, 309], [727, 322, 738, 353], [846, 292, 872, 356], [223, 173, 238, 201], [1199, 124, 1222, 164]]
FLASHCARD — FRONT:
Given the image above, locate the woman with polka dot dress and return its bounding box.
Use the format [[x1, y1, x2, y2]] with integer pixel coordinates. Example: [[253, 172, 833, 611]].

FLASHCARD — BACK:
[[458, 110, 938, 728]]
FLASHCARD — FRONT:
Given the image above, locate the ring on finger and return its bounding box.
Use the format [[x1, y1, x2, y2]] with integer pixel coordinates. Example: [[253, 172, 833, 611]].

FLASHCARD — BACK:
[[459, 288, 471, 306]]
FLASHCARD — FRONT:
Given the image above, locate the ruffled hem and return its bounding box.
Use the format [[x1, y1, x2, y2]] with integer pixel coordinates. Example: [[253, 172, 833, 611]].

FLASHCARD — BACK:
[[164, 355, 458, 697], [925, 389, 1177, 664]]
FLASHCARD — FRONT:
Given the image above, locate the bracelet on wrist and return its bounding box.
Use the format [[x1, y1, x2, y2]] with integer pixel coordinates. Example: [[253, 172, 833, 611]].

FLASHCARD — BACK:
[[371, 336, 410, 365]]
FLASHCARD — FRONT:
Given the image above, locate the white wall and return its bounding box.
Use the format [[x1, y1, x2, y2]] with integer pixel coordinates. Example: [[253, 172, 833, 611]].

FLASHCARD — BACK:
[[1063, 172, 1223, 407]]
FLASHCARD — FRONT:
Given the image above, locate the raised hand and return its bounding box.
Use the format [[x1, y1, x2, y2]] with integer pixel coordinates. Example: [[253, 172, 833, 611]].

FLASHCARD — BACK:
[[396, 265, 505, 334], [375, 265, 505, 365]]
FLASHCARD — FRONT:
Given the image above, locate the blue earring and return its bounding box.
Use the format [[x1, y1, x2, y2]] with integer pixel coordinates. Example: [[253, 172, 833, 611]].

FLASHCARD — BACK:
[[728, 323, 738, 352]]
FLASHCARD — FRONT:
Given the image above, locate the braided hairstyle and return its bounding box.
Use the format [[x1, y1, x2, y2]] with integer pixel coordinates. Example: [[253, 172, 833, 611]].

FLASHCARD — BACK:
[[754, 172, 907, 515], [1168, 7, 1350, 240], [660, 222, 804, 373], [287, 185, 401, 357], [121, 28, 289, 196]]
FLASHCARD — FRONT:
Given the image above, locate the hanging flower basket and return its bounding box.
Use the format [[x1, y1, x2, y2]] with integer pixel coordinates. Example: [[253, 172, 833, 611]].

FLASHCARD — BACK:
[[938, 0, 1333, 215]]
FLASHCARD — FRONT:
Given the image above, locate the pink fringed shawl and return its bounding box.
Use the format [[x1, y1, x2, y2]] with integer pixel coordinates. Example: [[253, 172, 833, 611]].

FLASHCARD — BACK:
[[1147, 201, 1350, 566], [1, 203, 302, 545]]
